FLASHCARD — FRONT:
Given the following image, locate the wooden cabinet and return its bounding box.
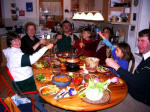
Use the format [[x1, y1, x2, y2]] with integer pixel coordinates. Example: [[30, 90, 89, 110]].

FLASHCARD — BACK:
[[71, 0, 132, 25], [71, 0, 79, 12], [0, 38, 7, 67], [39, 0, 63, 27], [71, 0, 101, 12], [102, 0, 132, 24]]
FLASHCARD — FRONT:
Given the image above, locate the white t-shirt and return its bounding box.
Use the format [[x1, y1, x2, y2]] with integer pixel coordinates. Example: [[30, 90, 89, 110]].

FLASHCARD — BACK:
[[3, 47, 48, 81]]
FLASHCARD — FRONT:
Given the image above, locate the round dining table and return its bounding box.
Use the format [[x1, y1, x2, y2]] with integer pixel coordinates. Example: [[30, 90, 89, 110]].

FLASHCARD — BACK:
[[32, 56, 128, 112]]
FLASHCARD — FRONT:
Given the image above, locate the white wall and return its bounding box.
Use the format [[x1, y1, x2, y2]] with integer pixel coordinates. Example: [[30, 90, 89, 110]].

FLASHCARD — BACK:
[[63, 0, 71, 20], [1, 0, 39, 27], [138, 0, 150, 31], [127, 0, 150, 53]]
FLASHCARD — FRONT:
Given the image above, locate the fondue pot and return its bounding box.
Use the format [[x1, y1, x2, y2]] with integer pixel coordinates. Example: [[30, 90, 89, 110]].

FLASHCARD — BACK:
[[65, 58, 80, 72]]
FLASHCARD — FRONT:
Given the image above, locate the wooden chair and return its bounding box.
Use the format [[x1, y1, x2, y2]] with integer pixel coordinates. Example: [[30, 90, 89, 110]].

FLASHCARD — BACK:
[[0, 75, 14, 112], [6, 67, 37, 95], [0, 98, 10, 112], [6, 68, 50, 112], [0, 74, 35, 112]]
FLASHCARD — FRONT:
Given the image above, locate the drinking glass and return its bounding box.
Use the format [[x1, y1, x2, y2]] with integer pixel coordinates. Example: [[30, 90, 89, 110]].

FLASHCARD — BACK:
[[106, 47, 111, 58]]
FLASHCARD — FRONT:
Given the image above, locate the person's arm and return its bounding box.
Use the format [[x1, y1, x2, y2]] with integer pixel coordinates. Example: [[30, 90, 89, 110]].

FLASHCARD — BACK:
[[32, 39, 46, 51], [53, 34, 62, 44], [117, 67, 150, 88], [21, 43, 53, 66], [70, 34, 75, 45], [103, 39, 115, 51], [98, 32, 115, 51], [105, 58, 150, 88], [73, 40, 79, 48], [70, 34, 79, 46], [106, 58, 120, 70], [30, 43, 53, 64], [32, 41, 41, 51]]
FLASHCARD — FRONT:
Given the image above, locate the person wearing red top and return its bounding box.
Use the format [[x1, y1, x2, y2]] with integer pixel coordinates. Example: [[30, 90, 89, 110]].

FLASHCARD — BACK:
[[85, 27, 113, 65], [74, 28, 93, 56]]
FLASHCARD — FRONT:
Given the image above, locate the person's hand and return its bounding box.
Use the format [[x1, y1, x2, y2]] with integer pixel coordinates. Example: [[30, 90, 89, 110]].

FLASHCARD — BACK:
[[39, 39, 46, 45], [70, 34, 74, 40], [98, 32, 106, 40], [70, 34, 75, 45], [56, 35, 62, 40], [79, 42, 85, 48], [46, 43, 53, 49], [54, 35, 62, 44], [105, 58, 120, 71]]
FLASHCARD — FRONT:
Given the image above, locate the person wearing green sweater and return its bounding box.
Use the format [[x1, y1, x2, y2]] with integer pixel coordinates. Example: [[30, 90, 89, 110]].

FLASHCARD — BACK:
[[54, 20, 78, 52]]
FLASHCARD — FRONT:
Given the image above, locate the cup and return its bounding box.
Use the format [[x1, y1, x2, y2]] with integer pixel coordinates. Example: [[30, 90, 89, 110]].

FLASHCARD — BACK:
[[85, 57, 99, 72], [95, 28, 100, 35]]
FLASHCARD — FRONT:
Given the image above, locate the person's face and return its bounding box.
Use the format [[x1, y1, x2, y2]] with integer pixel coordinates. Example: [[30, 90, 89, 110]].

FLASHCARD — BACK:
[[82, 31, 90, 39], [27, 25, 35, 37], [62, 23, 72, 33], [115, 47, 123, 58], [11, 38, 21, 48], [138, 36, 150, 54], [103, 29, 110, 39]]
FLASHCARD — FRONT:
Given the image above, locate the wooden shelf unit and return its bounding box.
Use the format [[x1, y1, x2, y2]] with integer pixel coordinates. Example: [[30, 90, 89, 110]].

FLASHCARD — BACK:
[[103, 0, 132, 25]]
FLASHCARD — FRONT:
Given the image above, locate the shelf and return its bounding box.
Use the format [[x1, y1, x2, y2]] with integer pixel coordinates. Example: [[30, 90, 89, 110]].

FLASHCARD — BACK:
[[109, 22, 130, 25], [102, 0, 132, 25], [109, 7, 127, 11]]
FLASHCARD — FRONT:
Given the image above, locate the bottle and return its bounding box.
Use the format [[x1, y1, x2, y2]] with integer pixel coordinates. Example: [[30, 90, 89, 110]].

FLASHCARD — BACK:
[[95, 27, 100, 40]]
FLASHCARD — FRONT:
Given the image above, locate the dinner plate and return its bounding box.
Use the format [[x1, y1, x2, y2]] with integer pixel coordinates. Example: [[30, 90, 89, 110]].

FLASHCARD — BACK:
[[39, 85, 60, 95], [57, 52, 71, 58], [82, 90, 110, 104], [57, 51, 77, 58], [35, 61, 49, 68], [97, 66, 109, 73]]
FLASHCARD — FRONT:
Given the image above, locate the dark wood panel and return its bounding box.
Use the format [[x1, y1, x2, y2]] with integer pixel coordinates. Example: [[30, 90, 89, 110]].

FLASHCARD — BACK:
[[0, 0, 2, 27]]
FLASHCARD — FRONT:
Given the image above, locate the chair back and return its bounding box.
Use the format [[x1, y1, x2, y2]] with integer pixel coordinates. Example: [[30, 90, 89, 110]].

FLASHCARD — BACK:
[[0, 75, 15, 112], [0, 98, 10, 112], [0, 75, 35, 112], [0, 75, 15, 97], [6, 68, 36, 112], [6, 67, 37, 95], [6, 67, 14, 81]]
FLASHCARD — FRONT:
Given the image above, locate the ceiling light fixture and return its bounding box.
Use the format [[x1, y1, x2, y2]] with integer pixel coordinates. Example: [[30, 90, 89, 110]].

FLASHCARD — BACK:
[[72, 11, 104, 21]]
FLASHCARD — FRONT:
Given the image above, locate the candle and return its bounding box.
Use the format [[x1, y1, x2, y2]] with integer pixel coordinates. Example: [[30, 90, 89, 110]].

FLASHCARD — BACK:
[[83, 64, 89, 74], [83, 64, 86, 70], [68, 72, 73, 76]]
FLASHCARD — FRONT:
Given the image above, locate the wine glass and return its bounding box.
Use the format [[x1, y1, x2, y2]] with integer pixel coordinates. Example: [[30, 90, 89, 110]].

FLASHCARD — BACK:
[[106, 47, 111, 58]]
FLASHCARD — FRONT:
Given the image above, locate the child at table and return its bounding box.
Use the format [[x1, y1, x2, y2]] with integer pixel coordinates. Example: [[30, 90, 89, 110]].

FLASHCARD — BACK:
[[74, 28, 93, 56], [98, 32, 135, 76]]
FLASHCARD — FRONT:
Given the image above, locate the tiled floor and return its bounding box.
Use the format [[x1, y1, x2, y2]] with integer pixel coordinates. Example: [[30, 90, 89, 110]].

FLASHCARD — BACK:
[[0, 66, 75, 112]]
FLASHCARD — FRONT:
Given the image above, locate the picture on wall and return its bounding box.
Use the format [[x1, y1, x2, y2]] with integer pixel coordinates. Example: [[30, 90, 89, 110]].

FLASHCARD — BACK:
[[26, 2, 33, 12], [133, 13, 136, 21], [19, 10, 25, 16]]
